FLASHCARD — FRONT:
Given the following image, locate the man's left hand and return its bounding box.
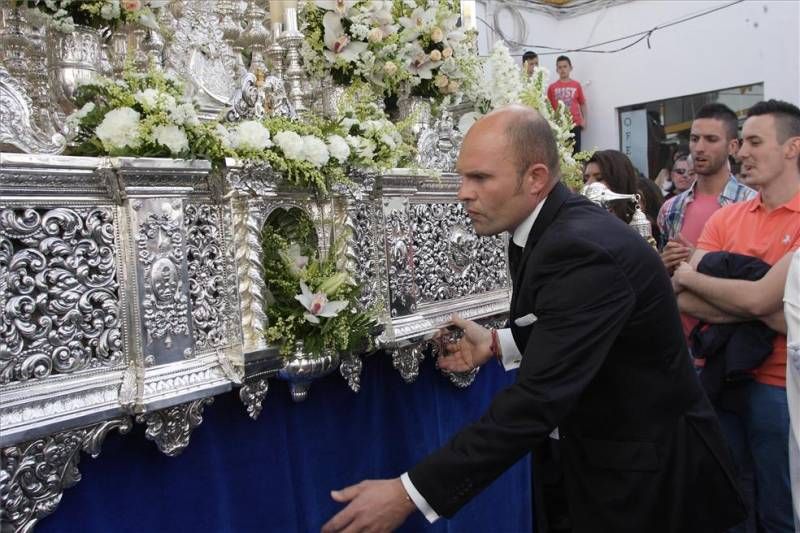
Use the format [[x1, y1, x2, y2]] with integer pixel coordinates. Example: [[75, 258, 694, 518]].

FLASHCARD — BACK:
[[322, 478, 417, 533]]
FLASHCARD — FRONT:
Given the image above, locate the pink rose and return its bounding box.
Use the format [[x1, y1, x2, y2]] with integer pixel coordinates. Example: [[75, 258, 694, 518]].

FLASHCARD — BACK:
[[123, 0, 142, 12]]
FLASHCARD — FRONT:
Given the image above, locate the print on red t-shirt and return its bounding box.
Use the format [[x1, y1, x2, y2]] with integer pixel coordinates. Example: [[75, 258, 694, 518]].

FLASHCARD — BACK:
[[547, 80, 585, 126]]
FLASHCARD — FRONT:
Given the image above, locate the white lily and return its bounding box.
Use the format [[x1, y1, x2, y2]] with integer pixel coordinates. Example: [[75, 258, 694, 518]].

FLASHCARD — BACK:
[[295, 282, 348, 324], [323, 12, 368, 63]]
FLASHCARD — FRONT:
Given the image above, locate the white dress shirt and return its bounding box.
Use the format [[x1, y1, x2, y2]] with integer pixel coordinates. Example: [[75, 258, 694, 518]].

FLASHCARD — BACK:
[[401, 200, 546, 522], [784, 250, 800, 528]]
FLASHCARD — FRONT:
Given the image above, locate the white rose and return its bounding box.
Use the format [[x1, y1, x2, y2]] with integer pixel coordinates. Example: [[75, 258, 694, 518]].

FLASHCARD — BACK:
[[429, 49, 442, 62], [273, 130, 304, 160], [301, 135, 330, 168], [434, 74, 449, 88], [383, 61, 397, 75], [430, 27, 444, 43], [95, 107, 141, 151], [442, 47, 453, 59], [152, 124, 189, 155], [367, 27, 384, 43], [446, 80, 460, 93], [327, 134, 351, 164], [230, 121, 272, 151]]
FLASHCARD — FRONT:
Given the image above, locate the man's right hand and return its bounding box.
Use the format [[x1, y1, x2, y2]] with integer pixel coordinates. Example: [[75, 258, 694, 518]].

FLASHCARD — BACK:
[[661, 239, 692, 274], [437, 315, 493, 372]]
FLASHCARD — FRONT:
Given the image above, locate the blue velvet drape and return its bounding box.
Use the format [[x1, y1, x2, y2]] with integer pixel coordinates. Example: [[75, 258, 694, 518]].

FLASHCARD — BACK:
[[38, 352, 532, 533]]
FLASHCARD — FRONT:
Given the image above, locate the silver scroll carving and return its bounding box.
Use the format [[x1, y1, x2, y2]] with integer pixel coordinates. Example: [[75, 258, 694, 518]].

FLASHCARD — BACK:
[[239, 378, 269, 420], [384, 200, 417, 317], [133, 200, 192, 364], [184, 203, 227, 351], [339, 353, 364, 393], [0, 416, 132, 533], [0, 66, 66, 154], [0, 207, 123, 384], [135, 397, 214, 457], [410, 202, 508, 304], [391, 344, 426, 384]]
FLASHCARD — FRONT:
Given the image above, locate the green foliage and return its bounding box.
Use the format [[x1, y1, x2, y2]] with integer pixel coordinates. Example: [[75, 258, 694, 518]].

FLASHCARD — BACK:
[[262, 218, 377, 358]]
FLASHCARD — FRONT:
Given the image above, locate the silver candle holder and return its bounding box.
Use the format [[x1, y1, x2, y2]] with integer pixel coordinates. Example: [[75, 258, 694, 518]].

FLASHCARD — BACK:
[[277, 7, 306, 112]]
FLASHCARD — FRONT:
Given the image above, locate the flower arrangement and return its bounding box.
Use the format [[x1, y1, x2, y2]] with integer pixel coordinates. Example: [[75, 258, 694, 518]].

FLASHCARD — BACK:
[[459, 42, 593, 191], [261, 215, 376, 358], [67, 69, 206, 158], [23, 0, 160, 33], [66, 69, 413, 195], [300, 0, 474, 107]]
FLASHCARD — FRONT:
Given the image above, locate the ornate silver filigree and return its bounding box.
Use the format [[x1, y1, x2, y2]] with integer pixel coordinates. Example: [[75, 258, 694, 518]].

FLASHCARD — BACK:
[[0, 66, 65, 154], [416, 111, 463, 172], [184, 203, 226, 350], [135, 206, 190, 352], [164, 1, 236, 118], [232, 196, 268, 353], [0, 416, 132, 533], [339, 353, 364, 393], [384, 202, 417, 317], [225, 71, 296, 123], [239, 378, 269, 420], [0, 207, 122, 384], [135, 397, 213, 457], [391, 344, 426, 383], [410, 203, 508, 304]]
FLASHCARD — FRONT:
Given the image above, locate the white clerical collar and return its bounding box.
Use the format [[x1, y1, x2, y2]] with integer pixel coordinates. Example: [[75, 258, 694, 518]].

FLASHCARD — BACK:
[[511, 198, 547, 247]]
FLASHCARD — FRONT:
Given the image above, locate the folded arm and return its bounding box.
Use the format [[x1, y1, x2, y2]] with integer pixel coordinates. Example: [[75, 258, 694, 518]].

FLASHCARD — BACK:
[[675, 250, 792, 322]]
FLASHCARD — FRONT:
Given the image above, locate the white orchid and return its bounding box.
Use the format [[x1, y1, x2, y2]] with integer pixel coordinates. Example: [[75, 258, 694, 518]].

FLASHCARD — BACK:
[[323, 12, 368, 64], [316, 0, 357, 16], [295, 281, 348, 324], [406, 44, 441, 80], [398, 5, 436, 42]]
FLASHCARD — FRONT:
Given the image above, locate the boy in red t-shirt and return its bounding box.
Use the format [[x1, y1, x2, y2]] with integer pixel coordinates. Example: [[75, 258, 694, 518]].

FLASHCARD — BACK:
[[547, 55, 587, 152]]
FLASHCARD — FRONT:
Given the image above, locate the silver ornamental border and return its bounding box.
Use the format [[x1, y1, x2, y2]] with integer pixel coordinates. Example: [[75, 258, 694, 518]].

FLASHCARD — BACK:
[[0, 155, 512, 531]]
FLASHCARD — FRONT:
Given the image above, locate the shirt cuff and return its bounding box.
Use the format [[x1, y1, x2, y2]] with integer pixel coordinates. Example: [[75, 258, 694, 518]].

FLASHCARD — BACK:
[[400, 472, 440, 524], [497, 328, 522, 370]]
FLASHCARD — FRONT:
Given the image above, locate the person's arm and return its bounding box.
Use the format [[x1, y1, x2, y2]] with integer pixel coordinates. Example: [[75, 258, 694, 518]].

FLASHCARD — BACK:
[[323, 239, 636, 530], [408, 240, 635, 518], [675, 252, 793, 318], [677, 291, 744, 324]]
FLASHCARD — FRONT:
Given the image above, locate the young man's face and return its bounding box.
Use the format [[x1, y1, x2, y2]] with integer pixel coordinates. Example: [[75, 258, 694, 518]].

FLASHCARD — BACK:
[[524, 57, 538, 75], [738, 114, 794, 188], [556, 60, 571, 79], [689, 118, 737, 177]]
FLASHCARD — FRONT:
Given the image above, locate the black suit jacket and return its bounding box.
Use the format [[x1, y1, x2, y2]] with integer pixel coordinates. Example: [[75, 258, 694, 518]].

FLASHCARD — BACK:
[[409, 183, 745, 532]]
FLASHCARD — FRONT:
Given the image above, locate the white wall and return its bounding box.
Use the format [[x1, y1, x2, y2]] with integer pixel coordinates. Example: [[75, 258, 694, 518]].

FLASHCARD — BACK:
[[478, 0, 800, 153]]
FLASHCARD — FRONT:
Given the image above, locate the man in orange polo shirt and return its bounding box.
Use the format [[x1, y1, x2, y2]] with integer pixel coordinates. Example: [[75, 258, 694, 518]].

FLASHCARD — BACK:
[[673, 99, 800, 532]]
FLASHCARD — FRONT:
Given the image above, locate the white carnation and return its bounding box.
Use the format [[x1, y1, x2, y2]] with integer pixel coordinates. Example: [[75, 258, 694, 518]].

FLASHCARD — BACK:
[[273, 130, 304, 160], [347, 135, 376, 160], [95, 107, 141, 151], [152, 124, 189, 155], [134, 88, 160, 111], [326, 134, 350, 163], [169, 102, 199, 126], [301, 135, 330, 167], [379, 134, 397, 150], [230, 121, 272, 151], [214, 124, 231, 149]]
